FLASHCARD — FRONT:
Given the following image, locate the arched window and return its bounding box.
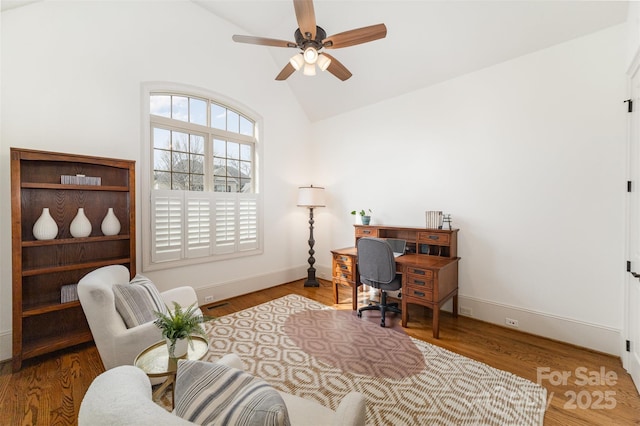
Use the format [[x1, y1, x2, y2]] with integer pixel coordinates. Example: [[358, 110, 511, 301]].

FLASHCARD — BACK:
[[142, 84, 262, 270]]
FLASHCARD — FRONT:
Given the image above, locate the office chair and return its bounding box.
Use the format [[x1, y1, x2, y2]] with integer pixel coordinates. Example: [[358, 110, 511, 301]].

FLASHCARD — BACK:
[[385, 238, 407, 257], [356, 237, 403, 327]]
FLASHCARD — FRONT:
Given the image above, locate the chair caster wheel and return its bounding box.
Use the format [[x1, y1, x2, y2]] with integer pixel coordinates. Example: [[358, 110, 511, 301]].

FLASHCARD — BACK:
[[357, 311, 362, 318], [380, 321, 385, 327]]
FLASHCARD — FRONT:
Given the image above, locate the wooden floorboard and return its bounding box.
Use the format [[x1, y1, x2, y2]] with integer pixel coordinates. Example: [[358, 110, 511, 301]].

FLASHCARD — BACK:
[[1, 279, 638, 425]]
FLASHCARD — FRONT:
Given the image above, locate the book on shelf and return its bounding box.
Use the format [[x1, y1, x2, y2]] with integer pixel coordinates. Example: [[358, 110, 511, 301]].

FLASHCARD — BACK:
[[60, 174, 102, 186], [60, 283, 79, 303]]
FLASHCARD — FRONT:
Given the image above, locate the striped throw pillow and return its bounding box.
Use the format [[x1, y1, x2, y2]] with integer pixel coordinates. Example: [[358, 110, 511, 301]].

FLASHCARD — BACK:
[[112, 274, 168, 328], [175, 360, 290, 426]]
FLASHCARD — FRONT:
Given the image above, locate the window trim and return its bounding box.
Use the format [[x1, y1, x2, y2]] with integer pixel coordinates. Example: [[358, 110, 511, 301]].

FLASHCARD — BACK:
[[141, 82, 263, 272]]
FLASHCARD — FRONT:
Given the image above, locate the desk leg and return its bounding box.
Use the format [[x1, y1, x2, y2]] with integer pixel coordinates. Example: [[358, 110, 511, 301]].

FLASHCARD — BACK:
[[432, 307, 440, 339], [452, 292, 458, 318], [333, 280, 339, 305], [401, 300, 408, 327], [352, 284, 358, 311]]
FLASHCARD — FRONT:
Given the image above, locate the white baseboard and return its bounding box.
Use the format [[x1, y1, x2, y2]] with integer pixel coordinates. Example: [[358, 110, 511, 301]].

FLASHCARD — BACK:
[[457, 295, 621, 356], [316, 265, 332, 281], [195, 265, 309, 305], [0, 329, 11, 362]]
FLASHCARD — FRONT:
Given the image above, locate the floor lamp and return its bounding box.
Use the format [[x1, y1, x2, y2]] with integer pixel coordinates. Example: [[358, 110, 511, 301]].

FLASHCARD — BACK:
[[297, 185, 326, 287]]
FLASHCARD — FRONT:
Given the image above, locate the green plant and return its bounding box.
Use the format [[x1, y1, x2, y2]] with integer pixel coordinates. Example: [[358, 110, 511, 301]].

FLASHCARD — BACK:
[[154, 302, 212, 354], [350, 209, 372, 216]]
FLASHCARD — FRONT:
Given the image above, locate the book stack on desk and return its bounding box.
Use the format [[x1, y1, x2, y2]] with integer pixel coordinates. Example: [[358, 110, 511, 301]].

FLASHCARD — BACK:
[[425, 211, 443, 229]]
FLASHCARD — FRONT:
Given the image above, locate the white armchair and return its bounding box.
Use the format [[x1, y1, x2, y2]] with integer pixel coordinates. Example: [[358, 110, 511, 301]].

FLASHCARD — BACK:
[[79, 354, 366, 426], [77, 265, 200, 370]]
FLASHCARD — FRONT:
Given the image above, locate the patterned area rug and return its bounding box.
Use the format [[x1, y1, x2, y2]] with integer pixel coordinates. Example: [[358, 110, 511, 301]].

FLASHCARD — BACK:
[[199, 294, 546, 425]]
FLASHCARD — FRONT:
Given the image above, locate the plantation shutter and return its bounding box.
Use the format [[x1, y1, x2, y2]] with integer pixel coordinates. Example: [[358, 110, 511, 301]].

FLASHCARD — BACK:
[[151, 191, 183, 262], [238, 195, 258, 251], [186, 192, 211, 258], [151, 191, 260, 262], [214, 194, 236, 254]]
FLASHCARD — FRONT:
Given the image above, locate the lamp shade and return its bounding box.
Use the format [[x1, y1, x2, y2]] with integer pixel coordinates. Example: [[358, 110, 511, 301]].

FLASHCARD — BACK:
[[289, 53, 304, 70], [303, 63, 316, 76], [316, 54, 331, 71], [297, 186, 326, 207], [303, 46, 318, 64]]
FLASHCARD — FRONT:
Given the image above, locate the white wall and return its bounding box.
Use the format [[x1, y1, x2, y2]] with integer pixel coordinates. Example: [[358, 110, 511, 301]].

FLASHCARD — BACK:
[[0, 2, 629, 361], [312, 24, 628, 355], [0, 1, 315, 361]]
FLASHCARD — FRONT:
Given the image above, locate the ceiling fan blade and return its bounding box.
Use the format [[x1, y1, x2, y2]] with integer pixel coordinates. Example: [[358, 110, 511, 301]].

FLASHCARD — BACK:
[[232, 35, 297, 48], [323, 23, 387, 49], [322, 53, 352, 81], [275, 62, 296, 81], [293, 0, 316, 40]]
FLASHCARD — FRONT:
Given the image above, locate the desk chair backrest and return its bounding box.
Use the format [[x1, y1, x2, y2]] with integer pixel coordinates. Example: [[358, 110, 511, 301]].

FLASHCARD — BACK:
[[357, 237, 397, 285], [386, 238, 406, 256]]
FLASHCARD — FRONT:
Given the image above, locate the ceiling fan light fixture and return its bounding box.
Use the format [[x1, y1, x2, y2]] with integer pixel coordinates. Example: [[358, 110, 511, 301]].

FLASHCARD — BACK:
[[316, 54, 331, 71], [289, 53, 304, 70], [303, 46, 318, 64], [303, 63, 316, 76]]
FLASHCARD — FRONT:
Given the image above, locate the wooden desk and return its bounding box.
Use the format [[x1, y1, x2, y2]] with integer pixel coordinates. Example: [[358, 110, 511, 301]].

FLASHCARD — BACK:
[[331, 225, 460, 338], [398, 254, 459, 338], [331, 247, 361, 311]]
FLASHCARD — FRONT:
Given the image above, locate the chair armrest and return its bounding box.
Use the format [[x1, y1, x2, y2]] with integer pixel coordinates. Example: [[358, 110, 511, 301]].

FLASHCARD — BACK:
[[79, 366, 193, 425], [214, 353, 244, 370], [111, 321, 163, 367], [332, 392, 366, 426], [161, 286, 199, 311]]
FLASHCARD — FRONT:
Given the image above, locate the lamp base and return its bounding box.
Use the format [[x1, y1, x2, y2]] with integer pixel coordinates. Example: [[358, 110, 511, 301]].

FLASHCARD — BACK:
[[303, 207, 320, 288], [304, 279, 320, 287], [304, 267, 320, 287]]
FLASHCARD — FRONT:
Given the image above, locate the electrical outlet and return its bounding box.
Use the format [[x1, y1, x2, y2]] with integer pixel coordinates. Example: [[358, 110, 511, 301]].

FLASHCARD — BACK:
[[459, 307, 473, 316], [204, 296, 214, 303], [505, 317, 519, 327]]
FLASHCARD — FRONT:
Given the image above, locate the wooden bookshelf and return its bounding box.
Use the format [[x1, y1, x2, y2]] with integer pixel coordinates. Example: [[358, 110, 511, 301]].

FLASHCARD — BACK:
[[10, 148, 136, 371]]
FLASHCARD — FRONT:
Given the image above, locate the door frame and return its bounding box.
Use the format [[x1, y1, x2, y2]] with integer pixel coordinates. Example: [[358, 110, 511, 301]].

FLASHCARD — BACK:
[[623, 48, 640, 394]]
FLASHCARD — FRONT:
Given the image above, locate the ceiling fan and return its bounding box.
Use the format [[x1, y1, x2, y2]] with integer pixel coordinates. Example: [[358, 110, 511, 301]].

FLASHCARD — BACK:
[[232, 0, 387, 81]]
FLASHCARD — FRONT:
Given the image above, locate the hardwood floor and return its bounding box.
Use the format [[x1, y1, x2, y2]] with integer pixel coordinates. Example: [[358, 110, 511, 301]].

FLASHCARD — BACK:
[[1, 279, 638, 425]]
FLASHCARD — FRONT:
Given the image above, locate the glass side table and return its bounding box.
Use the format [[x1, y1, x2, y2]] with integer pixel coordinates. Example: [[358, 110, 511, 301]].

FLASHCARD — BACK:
[[134, 336, 209, 409]]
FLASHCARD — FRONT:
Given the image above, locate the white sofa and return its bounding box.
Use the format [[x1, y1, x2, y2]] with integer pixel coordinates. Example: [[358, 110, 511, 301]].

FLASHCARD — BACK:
[[77, 265, 201, 370], [79, 353, 366, 426]]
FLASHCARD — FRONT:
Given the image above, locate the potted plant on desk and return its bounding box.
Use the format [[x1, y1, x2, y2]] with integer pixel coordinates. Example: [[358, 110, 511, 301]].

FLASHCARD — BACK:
[[351, 209, 372, 225], [154, 302, 211, 358]]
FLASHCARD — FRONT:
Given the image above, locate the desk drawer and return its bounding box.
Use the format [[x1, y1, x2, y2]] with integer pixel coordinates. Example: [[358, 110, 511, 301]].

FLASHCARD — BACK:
[[405, 267, 433, 279], [333, 264, 353, 281], [334, 276, 355, 286], [417, 232, 450, 246], [333, 254, 353, 267], [356, 227, 379, 238], [405, 288, 433, 302], [406, 276, 433, 290]]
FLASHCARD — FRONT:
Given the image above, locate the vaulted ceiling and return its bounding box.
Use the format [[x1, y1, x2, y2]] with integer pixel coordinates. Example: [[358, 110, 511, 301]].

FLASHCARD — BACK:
[[3, 1, 629, 122], [195, 0, 628, 121]]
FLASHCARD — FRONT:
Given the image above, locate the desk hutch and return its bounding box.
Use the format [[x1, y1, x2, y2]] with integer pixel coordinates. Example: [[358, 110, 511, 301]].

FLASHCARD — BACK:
[[331, 225, 459, 338]]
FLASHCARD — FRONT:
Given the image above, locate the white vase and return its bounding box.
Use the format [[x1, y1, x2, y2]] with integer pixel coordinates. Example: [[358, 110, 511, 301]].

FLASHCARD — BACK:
[[33, 208, 58, 240], [101, 208, 121, 236], [70, 208, 92, 238], [166, 337, 189, 358]]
